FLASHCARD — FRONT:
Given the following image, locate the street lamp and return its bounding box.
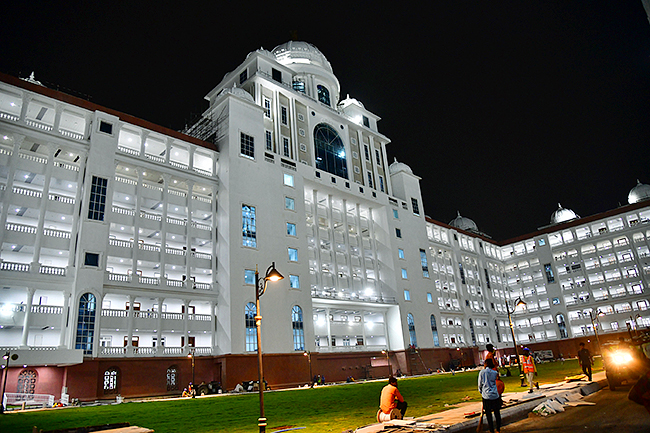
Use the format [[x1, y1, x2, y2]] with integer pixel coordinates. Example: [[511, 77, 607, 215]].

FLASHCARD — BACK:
[[1, 351, 18, 414], [506, 297, 527, 387], [589, 310, 605, 355], [303, 351, 312, 387], [381, 349, 392, 377], [188, 348, 196, 398], [255, 262, 283, 433]]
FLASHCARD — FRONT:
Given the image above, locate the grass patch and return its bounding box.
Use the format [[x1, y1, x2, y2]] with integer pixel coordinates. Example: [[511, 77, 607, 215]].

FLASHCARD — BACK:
[[0, 359, 600, 433]]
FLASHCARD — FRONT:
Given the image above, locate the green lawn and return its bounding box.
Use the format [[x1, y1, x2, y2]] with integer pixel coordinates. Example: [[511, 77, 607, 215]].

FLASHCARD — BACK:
[[0, 359, 601, 433]]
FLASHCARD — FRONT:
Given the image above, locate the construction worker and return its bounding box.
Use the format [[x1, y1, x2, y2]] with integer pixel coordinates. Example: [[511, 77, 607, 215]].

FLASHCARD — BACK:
[[521, 348, 538, 393]]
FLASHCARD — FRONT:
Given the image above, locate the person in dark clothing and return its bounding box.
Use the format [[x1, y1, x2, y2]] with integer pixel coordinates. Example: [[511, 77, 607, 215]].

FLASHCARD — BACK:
[[577, 342, 593, 381]]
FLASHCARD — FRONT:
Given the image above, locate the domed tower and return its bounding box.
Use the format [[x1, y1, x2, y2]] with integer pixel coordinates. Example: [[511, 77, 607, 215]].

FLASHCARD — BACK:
[[628, 180, 650, 204], [271, 41, 340, 107], [449, 211, 479, 233], [550, 203, 580, 224]]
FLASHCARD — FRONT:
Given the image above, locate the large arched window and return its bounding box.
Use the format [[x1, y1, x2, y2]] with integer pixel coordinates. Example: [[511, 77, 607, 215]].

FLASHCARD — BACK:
[[317, 85, 330, 106], [103, 368, 119, 394], [17, 370, 37, 394], [166, 365, 179, 391], [313, 124, 348, 179], [469, 318, 476, 346], [245, 302, 257, 352], [292, 305, 305, 351], [430, 315, 440, 347], [75, 293, 96, 355], [556, 314, 568, 338], [407, 313, 417, 347]]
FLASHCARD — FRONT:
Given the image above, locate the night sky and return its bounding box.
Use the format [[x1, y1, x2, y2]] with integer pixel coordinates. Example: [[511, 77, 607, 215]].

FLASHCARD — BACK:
[[2, 2, 649, 241]]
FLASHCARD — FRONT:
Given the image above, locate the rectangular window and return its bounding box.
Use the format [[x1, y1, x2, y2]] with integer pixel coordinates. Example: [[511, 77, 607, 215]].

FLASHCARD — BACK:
[[242, 204, 257, 247], [364, 144, 370, 161], [99, 121, 113, 135], [287, 222, 296, 236], [283, 173, 294, 187], [239, 69, 248, 84], [427, 293, 433, 303], [281, 106, 288, 125], [367, 171, 373, 188], [404, 290, 411, 301], [375, 149, 381, 165], [272, 68, 282, 82], [398, 248, 405, 259], [544, 263, 555, 283], [420, 249, 429, 278], [379, 176, 385, 193], [411, 198, 420, 216], [459, 263, 466, 284], [265, 130, 272, 151], [283, 137, 290, 157], [240, 132, 254, 159], [401, 269, 408, 279], [285, 197, 295, 211], [244, 269, 255, 285], [88, 176, 108, 221], [363, 115, 370, 127], [393, 209, 399, 219], [396, 228, 402, 238], [264, 98, 271, 118], [289, 275, 300, 289], [84, 252, 100, 267], [288, 247, 298, 262]]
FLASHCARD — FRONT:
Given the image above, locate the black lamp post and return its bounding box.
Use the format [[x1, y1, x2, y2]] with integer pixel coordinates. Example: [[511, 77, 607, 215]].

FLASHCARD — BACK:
[[381, 349, 392, 377], [303, 351, 312, 387], [1, 351, 18, 414], [589, 310, 605, 355], [255, 262, 284, 433], [188, 348, 196, 398], [506, 297, 527, 387]]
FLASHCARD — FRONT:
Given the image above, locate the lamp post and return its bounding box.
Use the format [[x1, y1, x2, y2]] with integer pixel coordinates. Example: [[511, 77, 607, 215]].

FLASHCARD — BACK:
[[506, 297, 527, 387], [1, 351, 18, 414], [188, 348, 196, 398], [589, 310, 605, 355], [255, 262, 284, 433], [381, 349, 392, 377], [303, 351, 312, 387]]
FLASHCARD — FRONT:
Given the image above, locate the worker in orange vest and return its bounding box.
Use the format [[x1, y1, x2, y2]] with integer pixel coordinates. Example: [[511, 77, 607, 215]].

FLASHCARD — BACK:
[[521, 348, 538, 393]]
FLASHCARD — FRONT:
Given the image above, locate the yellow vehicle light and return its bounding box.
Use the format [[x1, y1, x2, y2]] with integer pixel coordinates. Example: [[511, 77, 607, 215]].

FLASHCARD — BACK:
[[611, 351, 633, 364]]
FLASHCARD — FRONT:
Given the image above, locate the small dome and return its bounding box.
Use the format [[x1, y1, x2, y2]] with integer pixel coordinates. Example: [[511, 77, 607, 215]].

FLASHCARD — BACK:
[[217, 85, 255, 103], [271, 41, 333, 73], [628, 180, 650, 204], [551, 203, 580, 224], [449, 211, 478, 232], [338, 94, 364, 109], [388, 157, 413, 175]]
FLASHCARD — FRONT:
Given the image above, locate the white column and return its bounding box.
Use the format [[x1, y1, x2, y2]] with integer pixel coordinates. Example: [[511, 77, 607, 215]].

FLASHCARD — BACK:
[[20, 288, 36, 348], [67, 153, 86, 269], [126, 295, 135, 356], [185, 181, 194, 289], [58, 291, 70, 348], [183, 299, 190, 355], [0, 134, 25, 248], [131, 169, 143, 277], [155, 298, 164, 355], [140, 131, 149, 158], [159, 174, 171, 285], [31, 144, 55, 270], [53, 103, 63, 133]]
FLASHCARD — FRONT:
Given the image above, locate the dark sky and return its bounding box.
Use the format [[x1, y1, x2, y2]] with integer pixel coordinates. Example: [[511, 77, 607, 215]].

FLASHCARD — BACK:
[[2, 2, 649, 241]]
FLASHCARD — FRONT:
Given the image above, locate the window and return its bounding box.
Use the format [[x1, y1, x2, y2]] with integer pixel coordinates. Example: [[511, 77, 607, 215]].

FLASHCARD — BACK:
[[420, 249, 429, 278], [288, 247, 298, 262], [396, 228, 402, 238], [287, 222, 297, 236], [88, 176, 107, 221], [166, 366, 179, 391], [401, 269, 408, 279], [283, 173, 294, 187], [265, 130, 272, 151], [272, 68, 282, 82], [244, 269, 255, 285], [556, 314, 568, 338], [431, 315, 440, 347], [289, 275, 300, 289], [75, 293, 96, 355], [427, 293, 433, 303], [281, 106, 288, 125], [283, 137, 290, 157], [242, 204, 257, 247], [363, 115, 370, 128], [379, 176, 385, 193], [293, 80, 305, 93], [103, 368, 118, 394], [411, 198, 420, 216], [495, 320, 501, 343], [544, 264, 555, 283], [469, 318, 476, 346], [285, 197, 295, 211], [407, 313, 417, 347], [317, 85, 330, 106], [17, 370, 36, 395], [459, 263, 466, 284], [393, 209, 399, 219], [398, 248, 405, 259], [245, 303, 257, 351], [99, 121, 113, 135], [263, 98, 271, 118], [239, 69, 247, 84], [84, 252, 100, 267], [404, 290, 411, 301], [292, 306, 305, 351], [240, 132, 254, 159], [367, 171, 373, 188], [313, 123, 348, 179]]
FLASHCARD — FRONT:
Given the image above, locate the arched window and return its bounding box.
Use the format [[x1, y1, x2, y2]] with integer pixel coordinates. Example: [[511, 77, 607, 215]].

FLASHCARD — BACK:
[[245, 302, 257, 352], [75, 293, 96, 355], [430, 315, 440, 347], [103, 368, 119, 394], [17, 370, 37, 394], [313, 123, 348, 179], [292, 305, 305, 351], [469, 318, 476, 346], [317, 85, 330, 106], [407, 313, 417, 347], [495, 320, 501, 343], [166, 365, 179, 391], [556, 314, 568, 338]]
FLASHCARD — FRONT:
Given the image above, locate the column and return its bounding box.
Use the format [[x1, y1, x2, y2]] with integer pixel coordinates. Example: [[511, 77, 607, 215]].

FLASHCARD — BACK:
[[326, 194, 340, 290], [53, 103, 63, 134], [58, 291, 70, 348], [131, 169, 143, 278], [183, 299, 190, 355], [164, 137, 171, 165], [155, 298, 164, 355], [31, 144, 55, 271], [139, 131, 149, 158], [311, 190, 323, 290], [67, 153, 86, 269], [355, 204, 370, 289], [0, 134, 25, 248], [20, 288, 36, 348], [367, 207, 380, 288], [159, 174, 171, 286], [210, 301, 216, 355], [188, 145, 194, 171], [325, 307, 332, 349], [19, 95, 32, 123], [126, 295, 135, 356], [184, 181, 194, 289]]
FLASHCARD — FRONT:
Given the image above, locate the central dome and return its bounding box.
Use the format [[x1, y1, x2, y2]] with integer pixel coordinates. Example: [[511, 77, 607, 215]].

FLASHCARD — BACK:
[[449, 211, 478, 232], [628, 180, 650, 204], [551, 203, 580, 224], [271, 41, 333, 73]]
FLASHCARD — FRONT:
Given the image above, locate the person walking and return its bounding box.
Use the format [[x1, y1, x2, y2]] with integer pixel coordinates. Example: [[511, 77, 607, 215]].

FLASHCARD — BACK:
[[577, 342, 593, 381], [485, 343, 498, 366], [478, 358, 502, 433], [380, 376, 407, 419], [522, 348, 537, 393]]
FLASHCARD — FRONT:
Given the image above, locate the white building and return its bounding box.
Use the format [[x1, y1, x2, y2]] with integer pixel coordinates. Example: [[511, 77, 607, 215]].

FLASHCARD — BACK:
[[0, 41, 648, 400]]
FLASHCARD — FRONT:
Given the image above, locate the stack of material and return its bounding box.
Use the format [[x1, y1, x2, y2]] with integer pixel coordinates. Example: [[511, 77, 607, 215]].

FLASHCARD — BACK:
[[531, 391, 594, 417]]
